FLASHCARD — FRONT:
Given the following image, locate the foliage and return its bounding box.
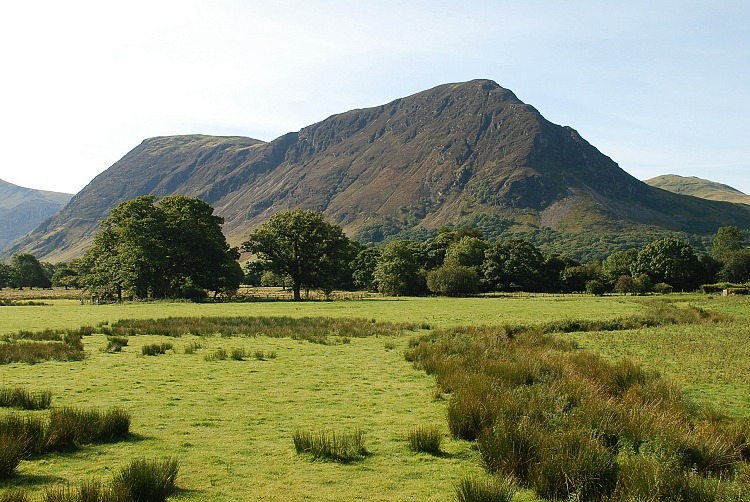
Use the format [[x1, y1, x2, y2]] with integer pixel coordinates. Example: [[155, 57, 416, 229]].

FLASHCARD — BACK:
[[243, 209, 353, 300], [350, 247, 381, 292], [8, 253, 51, 289], [482, 238, 545, 292], [77, 195, 240, 300], [635, 237, 701, 291], [373, 240, 427, 296], [426, 263, 479, 297]]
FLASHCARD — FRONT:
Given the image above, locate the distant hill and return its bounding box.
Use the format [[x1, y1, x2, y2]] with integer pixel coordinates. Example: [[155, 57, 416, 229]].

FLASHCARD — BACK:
[[0, 180, 72, 253], [646, 174, 750, 205], [8, 79, 750, 262]]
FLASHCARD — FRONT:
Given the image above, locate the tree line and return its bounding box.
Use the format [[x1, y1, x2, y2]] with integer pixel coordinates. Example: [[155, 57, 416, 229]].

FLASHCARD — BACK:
[[2, 200, 749, 299]]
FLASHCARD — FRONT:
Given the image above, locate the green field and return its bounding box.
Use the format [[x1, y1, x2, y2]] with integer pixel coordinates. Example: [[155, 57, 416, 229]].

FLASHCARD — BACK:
[[1, 292, 749, 500]]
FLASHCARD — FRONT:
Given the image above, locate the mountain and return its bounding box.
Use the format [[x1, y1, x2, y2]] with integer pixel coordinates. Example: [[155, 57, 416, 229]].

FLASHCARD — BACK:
[[0, 180, 72, 253], [645, 174, 750, 205], [8, 79, 750, 262]]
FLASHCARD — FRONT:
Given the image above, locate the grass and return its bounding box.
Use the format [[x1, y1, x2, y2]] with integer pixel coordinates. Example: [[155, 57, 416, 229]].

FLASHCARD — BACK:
[[1, 293, 750, 500], [408, 425, 442, 455]]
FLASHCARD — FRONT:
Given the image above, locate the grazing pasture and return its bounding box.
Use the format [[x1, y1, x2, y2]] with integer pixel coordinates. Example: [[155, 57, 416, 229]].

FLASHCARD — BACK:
[[0, 291, 749, 500]]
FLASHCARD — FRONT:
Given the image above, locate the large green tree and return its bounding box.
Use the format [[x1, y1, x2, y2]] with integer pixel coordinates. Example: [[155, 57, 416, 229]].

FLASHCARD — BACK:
[[373, 240, 427, 296], [79, 195, 240, 300], [10, 253, 51, 289], [482, 239, 545, 292], [635, 237, 700, 291], [242, 210, 352, 300]]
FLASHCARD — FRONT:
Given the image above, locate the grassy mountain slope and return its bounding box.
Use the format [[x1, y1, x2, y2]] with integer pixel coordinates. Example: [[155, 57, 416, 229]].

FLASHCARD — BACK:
[[0, 179, 72, 253], [8, 80, 750, 262], [646, 174, 750, 205]]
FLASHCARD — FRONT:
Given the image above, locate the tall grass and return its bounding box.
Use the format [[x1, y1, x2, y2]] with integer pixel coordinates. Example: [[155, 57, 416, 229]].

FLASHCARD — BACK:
[[405, 314, 750, 500], [408, 425, 442, 455], [293, 429, 367, 463], [141, 343, 173, 356], [0, 387, 52, 410], [454, 476, 518, 502], [111, 457, 180, 502], [108, 316, 419, 344]]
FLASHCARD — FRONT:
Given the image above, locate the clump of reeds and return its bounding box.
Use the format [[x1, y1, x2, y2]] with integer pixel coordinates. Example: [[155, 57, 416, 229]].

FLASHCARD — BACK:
[[105, 336, 129, 353], [454, 476, 518, 502], [141, 343, 172, 356], [0, 387, 52, 410], [408, 425, 442, 455], [111, 457, 180, 502], [292, 428, 367, 463]]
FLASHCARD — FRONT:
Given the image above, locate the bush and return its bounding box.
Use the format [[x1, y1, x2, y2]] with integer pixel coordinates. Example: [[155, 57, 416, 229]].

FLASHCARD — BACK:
[[408, 425, 442, 455], [0, 387, 52, 410], [293, 429, 367, 462], [179, 286, 208, 303], [454, 476, 518, 502], [111, 458, 180, 502], [426, 264, 480, 297], [653, 282, 674, 294]]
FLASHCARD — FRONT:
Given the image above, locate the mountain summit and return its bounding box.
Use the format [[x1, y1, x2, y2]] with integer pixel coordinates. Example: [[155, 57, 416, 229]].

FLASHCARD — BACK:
[[10, 79, 750, 261]]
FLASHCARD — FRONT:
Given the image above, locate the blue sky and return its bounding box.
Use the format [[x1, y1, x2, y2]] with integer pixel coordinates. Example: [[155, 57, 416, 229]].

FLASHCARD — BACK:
[[1, 0, 748, 195]]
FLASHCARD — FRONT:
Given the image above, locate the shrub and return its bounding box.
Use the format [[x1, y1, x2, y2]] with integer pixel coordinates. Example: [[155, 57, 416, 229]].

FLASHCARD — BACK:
[[293, 429, 367, 463], [454, 476, 518, 502], [0, 387, 52, 410], [111, 458, 180, 502], [426, 264, 480, 297], [408, 425, 442, 455]]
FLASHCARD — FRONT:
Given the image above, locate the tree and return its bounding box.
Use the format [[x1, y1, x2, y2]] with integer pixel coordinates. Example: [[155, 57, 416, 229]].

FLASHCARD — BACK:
[[635, 237, 701, 291], [601, 249, 639, 284], [373, 240, 427, 296], [482, 239, 545, 292], [350, 247, 381, 292], [79, 195, 240, 300], [10, 253, 51, 289], [426, 263, 479, 297], [444, 236, 488, 269], [242, 210, 352, 301], [0, 263, 14, 288], [710, 226, 745, 263], [719, 249, 750, 283]]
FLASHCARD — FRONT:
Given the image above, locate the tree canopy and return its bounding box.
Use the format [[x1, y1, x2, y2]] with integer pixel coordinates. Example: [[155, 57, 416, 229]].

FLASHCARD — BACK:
[[242, 209, 353, 300], [78, 195, 240, 300]]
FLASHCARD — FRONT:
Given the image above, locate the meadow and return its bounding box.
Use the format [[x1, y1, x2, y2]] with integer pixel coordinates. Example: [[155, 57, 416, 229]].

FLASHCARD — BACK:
[[1, 290, 749, 500]]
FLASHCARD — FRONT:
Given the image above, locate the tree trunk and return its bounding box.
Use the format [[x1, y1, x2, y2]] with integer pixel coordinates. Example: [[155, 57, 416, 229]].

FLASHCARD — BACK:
[[293, 282, 301, 301]]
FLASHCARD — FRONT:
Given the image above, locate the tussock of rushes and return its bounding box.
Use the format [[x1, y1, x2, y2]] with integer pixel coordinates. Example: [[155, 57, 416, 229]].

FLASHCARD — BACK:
[[0, 387, 52, 410], [205, 348, 228, 361], [454, 476, 518, 502], [141, 343, 172, 356], [0, 489, 30, 502], [231, 348, 246, 361], [0, 432, 27, 479], [112, 457, 180, 502], [408, 425, 442, 455], [183, 341, 203, 354], [105, 336, 129, 353], [293, 429, 367, 463]]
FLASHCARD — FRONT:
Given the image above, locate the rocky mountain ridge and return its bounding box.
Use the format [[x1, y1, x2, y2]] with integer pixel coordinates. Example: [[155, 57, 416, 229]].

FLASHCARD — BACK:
[[7, 79, 750, 262]]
